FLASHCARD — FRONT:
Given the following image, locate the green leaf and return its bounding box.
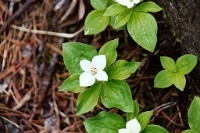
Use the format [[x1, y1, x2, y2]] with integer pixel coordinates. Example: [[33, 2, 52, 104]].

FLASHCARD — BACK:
[[137, 110, 153, 131], [104, 4, 127, 16], [62, 42, 97, 74], [134, 2, 162, 13], [133, 100, 140, 117], [142, 124, 169, 133], [59, 74, 82, 93], [90, 0, 114, 10], [101, 80, 133, 112], [90, 0, 105, 10], [126, 100, 140, 121], [76, 82, 101, 115], [188, 97, 200, 132], [99, 39, 118, 68], [110, 16, 127, 30], [114, 10, 132, 28], [173, 73, 186, 91], [84, 10, 109, 35], [182, 129, 199, 133], [176, 54, 198, 75], [108, 60, 140, 80], [154, 70, 174, 88], [127, 12, 157, 52], [160, 56, 176, 72], [84, 111, 125, 133]]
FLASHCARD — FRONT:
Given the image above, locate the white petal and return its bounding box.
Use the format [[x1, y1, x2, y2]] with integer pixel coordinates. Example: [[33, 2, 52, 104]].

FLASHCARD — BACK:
[[126, 118, 141, 133], [79, 72, 95, 87], [80, 60, 93, 72], [118, 128, 130, 133], [95, 70, 108, 81], [92, 55, 106, 70], [127, 2, 134, 8], [134, 0, 140, 4], [116, 0, 129, 7]]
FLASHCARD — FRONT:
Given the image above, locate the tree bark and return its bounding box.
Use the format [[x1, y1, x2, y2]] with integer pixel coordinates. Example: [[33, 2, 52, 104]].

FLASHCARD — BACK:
[[155, 0, 200, 88]]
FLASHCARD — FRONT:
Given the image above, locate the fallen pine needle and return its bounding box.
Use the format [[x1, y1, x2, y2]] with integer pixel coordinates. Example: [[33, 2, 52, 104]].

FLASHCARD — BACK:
[[13, 89, 32, 110], [1, 116, 20, 128]]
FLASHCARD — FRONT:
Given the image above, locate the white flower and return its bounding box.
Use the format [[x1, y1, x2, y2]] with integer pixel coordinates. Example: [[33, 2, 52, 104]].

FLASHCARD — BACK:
[[119, 118, 141, 133], [79, 55, 108, 87], [116, 0, 140, 8]]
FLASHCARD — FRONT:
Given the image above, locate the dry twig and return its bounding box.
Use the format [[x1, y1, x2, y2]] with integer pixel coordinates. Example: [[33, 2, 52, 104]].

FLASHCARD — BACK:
[[10, 25, 84, 38]]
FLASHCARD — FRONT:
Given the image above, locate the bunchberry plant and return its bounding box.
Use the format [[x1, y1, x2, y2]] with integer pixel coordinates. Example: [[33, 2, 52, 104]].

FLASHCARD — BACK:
[[60, 38, 140, 115], [182, 96, 200, 133], [154, 54, 197, 91], [84, 100, 169, 133], [60, 0, 199, 132], [85, 0, 162, 52]]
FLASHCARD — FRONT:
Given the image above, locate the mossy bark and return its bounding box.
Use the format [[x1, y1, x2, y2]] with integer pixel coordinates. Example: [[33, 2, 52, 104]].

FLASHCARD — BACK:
[[155, 0, 200, 88]]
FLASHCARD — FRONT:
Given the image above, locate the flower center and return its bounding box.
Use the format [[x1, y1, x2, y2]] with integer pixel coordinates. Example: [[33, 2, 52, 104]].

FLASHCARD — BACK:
[[129, 0, 133, 2], [90, 67, 97, 75]]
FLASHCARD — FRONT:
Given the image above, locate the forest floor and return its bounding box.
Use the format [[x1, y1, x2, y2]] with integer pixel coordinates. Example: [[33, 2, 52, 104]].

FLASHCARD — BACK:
[[0, 0, 198, 133]]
